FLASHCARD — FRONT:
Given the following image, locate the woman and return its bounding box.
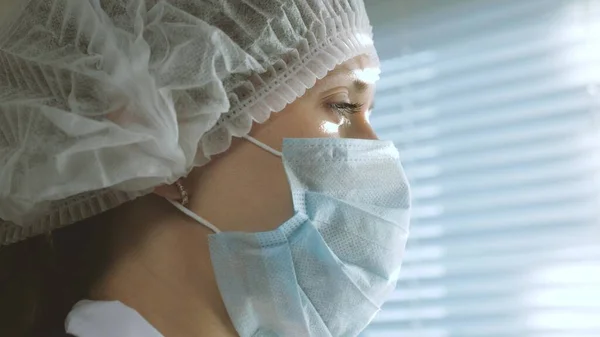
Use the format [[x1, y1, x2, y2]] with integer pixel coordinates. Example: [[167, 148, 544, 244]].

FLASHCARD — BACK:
[[0, 0, 411, 336]]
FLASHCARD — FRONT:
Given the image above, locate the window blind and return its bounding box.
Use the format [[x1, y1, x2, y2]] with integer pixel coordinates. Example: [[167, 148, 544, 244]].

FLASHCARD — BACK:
[[362, 0, 600, 336]]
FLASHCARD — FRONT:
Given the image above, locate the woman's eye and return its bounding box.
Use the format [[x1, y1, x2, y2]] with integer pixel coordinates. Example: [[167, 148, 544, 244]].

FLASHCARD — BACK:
[[328, 102, 364, 116]]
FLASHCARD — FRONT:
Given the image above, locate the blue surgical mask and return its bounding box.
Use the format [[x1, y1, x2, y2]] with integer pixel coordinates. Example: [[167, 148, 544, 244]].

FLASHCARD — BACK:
[[169, 137, 411, 337]]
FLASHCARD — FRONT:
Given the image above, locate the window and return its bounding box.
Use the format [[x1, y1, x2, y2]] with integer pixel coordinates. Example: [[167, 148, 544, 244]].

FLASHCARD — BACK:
[[364, 0, 600, 336]]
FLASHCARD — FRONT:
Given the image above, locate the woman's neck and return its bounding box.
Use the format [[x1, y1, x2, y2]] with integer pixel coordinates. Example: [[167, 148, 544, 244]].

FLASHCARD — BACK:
[[91, 202, 238, 337]]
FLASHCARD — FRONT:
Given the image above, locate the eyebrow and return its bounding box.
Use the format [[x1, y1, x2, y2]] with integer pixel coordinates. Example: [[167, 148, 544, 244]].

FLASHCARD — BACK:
[[327, 67, 376, 110], [353, 79, 369, 93]]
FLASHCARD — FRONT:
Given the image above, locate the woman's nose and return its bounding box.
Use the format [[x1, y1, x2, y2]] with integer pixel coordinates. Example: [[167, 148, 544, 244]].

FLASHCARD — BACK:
[[345, 118, 379, 140]]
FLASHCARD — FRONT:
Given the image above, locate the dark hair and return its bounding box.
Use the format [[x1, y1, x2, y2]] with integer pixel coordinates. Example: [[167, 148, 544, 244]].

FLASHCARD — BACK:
[[0, 208, 119, 337]]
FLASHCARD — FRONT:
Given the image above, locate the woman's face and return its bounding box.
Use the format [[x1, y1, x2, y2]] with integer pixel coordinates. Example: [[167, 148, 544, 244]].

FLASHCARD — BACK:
[[186, 54, 380, 234]]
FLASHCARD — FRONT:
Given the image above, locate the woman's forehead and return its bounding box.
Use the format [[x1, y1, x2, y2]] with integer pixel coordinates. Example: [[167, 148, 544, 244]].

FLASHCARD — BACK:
[[323, 56, 381, 88], [327, 55, 381, 82], [339, 54, 379, 72]]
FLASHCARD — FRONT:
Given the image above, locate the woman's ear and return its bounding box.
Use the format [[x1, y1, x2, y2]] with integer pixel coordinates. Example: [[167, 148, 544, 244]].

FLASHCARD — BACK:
[[153, 183, 183, 201], [154, 179, 190, 206]]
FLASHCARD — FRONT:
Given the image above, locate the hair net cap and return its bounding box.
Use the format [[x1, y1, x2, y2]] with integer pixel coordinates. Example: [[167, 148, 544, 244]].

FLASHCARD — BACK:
[[0, 0, 379, 245]]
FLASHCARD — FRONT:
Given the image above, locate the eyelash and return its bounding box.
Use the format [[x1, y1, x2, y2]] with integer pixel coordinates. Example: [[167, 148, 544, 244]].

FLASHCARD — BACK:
[[328, 102, 364, 116]]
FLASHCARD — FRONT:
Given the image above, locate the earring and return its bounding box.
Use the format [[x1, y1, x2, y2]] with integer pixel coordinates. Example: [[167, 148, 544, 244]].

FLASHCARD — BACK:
[[174, 180, 189, 207]]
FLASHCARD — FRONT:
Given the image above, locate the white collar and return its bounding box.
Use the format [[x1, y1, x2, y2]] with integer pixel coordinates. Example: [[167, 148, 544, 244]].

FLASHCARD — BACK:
[[65, 300, 164, 337]]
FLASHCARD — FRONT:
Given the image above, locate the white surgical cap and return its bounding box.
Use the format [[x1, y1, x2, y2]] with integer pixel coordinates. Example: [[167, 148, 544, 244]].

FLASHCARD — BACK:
[[0, 0, 378, 245]]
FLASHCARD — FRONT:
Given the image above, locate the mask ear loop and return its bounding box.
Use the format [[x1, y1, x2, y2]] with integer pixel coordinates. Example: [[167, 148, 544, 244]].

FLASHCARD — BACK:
[[168, 199, 222, 234], [168, 135, 279, 234], [167, 181, 221, 234], [243, 135, 283, 157]]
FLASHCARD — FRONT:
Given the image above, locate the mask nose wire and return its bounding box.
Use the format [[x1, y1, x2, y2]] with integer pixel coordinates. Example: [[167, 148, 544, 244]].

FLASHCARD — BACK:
[[243, 135, 283, 157], [167, 199, 222, 234]]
